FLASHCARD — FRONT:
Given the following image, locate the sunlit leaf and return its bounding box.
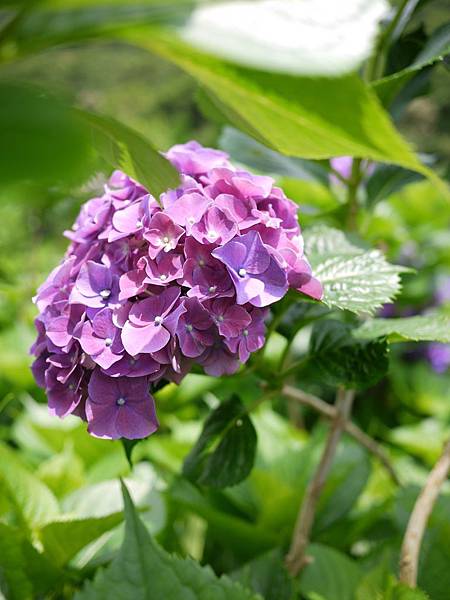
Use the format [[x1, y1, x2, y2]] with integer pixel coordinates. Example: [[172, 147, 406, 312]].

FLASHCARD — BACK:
[[356, 313, 450, 344]]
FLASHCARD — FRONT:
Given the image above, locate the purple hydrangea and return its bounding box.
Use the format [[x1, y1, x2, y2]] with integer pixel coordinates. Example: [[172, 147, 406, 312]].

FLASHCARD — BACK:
[[31, 141, 322, 440]]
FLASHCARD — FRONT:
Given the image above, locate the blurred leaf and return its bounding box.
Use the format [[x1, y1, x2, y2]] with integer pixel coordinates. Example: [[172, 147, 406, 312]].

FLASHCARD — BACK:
[[39, 512, 124, 567], [231, 549, 294, 600], [0, 442, 59, 529], [179, 0, 388, 76], [78, 110, 180, 199], [0, 82, 93, 186], [356, 313, 450, 344], [366, 164, 424, 206], [183, 396, 257, 488], [74, 481, 259, 600], [305, 225, 408, 314], [386, 584, 430, 600], [388, 420, 450, 465], [0, 523, 32, 600], [308, 320, 389, 389], [219, 126, 330, 185], [132, 33, 448, 194], [355, 554, 392, 600], [373, 22, 450, 106], [299, 543, 362, 600], [37, 442, 85, 498]]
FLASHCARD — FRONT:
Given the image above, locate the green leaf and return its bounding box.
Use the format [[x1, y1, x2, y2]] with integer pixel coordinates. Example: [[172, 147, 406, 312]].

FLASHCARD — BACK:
[[299, 543, 362, 600], [373, 22, 450, 107], [0, 523, 32, 600], [386, 583, 430, 600], [39, 513, 124, 567], [75, 481, 260, 600], [219, 127, 330, 184], [304, 226, 408, 314], [231, 549, 294, 600], [308, 320, 389, 389], [355, 313, 450, 344], [179, 0, 388, 76], [0, 82, 93, 186], [78, 110, 180, 199], [366, 164, 424, 206], [0, 442, 59, 530], [131, 32, 447, 194], [183, 396, 257, 488]]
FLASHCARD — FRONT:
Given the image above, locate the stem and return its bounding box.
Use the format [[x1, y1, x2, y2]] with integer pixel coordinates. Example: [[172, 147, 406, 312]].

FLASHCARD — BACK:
[[285, 387, 355, 576], [399, 439, 450, 587], [282, 385, 400, 486]]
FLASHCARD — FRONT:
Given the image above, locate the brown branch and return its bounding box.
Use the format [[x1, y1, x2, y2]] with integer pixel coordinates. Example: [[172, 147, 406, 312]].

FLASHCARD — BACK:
[[285, 387, 354, 576], [399, 439, 450, 587], [282, 385, 400, 486]]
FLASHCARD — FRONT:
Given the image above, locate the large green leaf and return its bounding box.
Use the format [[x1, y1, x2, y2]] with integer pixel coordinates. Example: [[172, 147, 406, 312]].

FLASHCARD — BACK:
[[299, 544, 362, 600], [179, 0, 388, 76], [304, 225, 408, 314], [129, 32, 447, 194], [183, 396, 257, 488], [75, 481, 260, 600], [355, 313, 450, 344], [308, 320, 389, 390], [231, 549, 294, 600], [39, 513, 124, 566], [78, 110, 180, 199], [0, 442, 59, 530]]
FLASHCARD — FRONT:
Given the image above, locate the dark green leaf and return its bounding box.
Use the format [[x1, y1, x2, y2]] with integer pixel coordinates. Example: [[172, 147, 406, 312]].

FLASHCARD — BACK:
[[304, 226, 408, 314], [78, 110, 180, 199], [355, 313, 450, 344], [308, 320, 389, 389], [366, 164, 424, 206], [74, 481, 260, 600], [0, 523, 32, 600], [183, 396, 257, 488], [231, 549, 294, 600], [299, 543, 362, 600]]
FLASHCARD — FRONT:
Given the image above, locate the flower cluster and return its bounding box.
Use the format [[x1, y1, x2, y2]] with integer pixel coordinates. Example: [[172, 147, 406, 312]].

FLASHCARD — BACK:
[[31, 141, 322, 439]]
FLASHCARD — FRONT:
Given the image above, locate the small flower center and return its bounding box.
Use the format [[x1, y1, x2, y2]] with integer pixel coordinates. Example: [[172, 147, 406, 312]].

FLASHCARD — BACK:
[[198, 258, 205, 267], [162, 236, 170, 244], [116, 397, 126, 406], [68, 384, 75, 391], [100, 289, 111, 299], [160, 274, 167, 281], [243, 329, 249, 337], [207, 230, 217, 240], [238, 268, 247, 277], [185, 324, 193, 332], [105, 337, 113, 347], [217, 315, 224, 322], [208, 286, 217, 293], [154, 316, 163, 325], [136, 220, 143, 228]]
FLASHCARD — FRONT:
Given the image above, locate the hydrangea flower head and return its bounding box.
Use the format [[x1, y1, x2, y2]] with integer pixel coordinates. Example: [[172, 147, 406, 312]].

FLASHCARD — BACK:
[[31, 141, 322, 440]]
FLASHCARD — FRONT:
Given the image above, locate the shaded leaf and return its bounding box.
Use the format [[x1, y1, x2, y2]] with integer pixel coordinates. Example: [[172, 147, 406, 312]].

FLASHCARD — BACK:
[[304, 226, 408, 314], [0, 523, 32, 600], [299, 543, 362, 600], [74, 481, 260, 600], [366, 164, 424, 206], [231, 549, 294, 600], [183, 396, 257, 488], [308, 320, 389, 389], [356, 313, 450, 344]]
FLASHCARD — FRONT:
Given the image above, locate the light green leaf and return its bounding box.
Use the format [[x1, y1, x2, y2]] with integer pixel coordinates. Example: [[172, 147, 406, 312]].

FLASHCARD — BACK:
[[0, 523, 32, 600], [75, 481, 260, 600], [130, 33, 447, 194], [386, 583, 431, 600], [183, 396, 257, 488], [78, 110, 180, 199], [180, 0, 388, 76], [355, 313, 450, 344], [304, 225, 408, 314], [0, 442, 59, 530], [39, 513, 124, 567], [299, 543, 362, 600]]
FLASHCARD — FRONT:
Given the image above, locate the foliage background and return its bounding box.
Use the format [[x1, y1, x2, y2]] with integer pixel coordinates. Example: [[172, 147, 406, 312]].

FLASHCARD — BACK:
[[0, 1, 449, 599]]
